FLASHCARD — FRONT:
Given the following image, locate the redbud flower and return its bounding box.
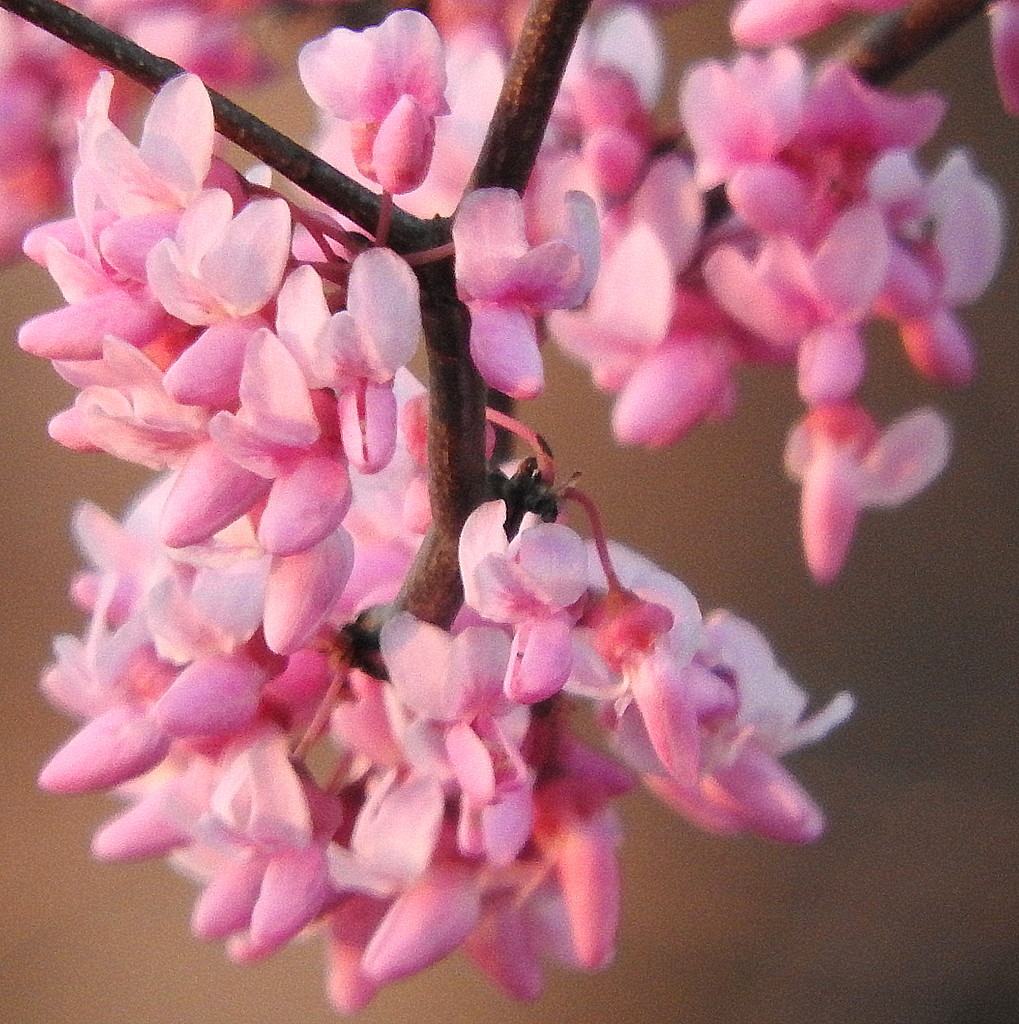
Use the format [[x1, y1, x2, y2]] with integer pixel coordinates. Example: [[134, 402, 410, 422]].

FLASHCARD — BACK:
[[299, 10, 449, 194], [784, 402, 952, 582]]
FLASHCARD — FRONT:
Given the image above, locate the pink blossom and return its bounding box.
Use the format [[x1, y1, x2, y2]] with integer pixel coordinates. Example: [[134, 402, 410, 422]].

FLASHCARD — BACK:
[[459, 499, 588, 702], [146, 190, 291, 325], [785, 402, 952, 582], [680, 48, 807, 189], [647, 611, 853, 842], [454, 186, 599, 397], [731, 0, 907, 48], [705, 204, 890, 405], [299, 10, 449, 193], [78, 70, 216, 217]]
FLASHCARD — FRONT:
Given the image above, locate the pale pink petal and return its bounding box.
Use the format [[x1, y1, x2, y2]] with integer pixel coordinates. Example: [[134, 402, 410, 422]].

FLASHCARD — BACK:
[[347, 247, 422, 378], [151, 654, 263, 736], [361, 867, 480, 983], [138, 73, 215, 200], [258, 453, 352, 557], [551, 808, 621, 970], [160, 442, 271, 548], [727, 162, 810, 236], [210, 732, 313, 852], [325, 897, 386, 1014], [38, 706, 170, 794], [337, 381, 398, 473], [372, 95, 436, 194], [454, 188, 531, 297], [929, 150, 1005, 305], [446, 721, 496, 804], [191, 855, 267, 938], [900, 310, 976, 386], [464, 897, 544, 1001], [237, 329, 319, 448], [710, 745, 826, 843], [163, 321, 256, 409], [459, 500, 510, 612], [380, 613, 454, 721], [202, 198, 292, 318], [262, 530, 354, 655], [505, 617, 573, 704], [731, 0, 838, 47], [248, 843, 333, 954], [799, 448, 863, 584], [797, 324, 866, 406], [860, 407, 951, 507], [345, 773, 445, 886], [810, 204, 889, 319], [469, 305, 544, 398], [91, 796, 191, 862], [612, 341, 728, 447], [631, 155, 703, 273]]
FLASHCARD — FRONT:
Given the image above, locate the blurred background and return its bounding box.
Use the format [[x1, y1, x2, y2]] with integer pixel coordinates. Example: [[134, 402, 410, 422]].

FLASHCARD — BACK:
[[1, 6, 1017, 1024]]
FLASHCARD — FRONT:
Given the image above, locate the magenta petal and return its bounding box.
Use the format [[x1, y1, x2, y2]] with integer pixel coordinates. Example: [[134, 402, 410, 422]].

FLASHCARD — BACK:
[[160, 442, 272, 548], [361, 867, 481, 983], [38, 706, 169, 794], [151, 655, 263, 737]]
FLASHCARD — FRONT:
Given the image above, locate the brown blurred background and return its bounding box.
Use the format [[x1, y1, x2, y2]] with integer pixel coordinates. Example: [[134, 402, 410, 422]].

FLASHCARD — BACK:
[[2, 7, 1017, 1024]]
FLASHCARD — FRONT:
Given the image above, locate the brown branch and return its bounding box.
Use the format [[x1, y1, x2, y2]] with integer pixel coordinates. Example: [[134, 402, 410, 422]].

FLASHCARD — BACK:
[[0, 0, 429, 250], [467, 0, 593, 194], [837, 0, 988, 86], [396, 250, 488, 627], [396, 0, 597, 624]]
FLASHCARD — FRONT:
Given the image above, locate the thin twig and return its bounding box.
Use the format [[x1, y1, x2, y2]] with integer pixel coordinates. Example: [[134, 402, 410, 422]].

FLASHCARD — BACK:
[[467, 0, 593, 194], [838, 0, 988, 86]]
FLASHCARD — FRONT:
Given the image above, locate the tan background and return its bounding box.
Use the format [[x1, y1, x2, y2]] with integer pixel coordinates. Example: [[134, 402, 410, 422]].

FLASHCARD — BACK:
[[1, 8, 1017, 1024]]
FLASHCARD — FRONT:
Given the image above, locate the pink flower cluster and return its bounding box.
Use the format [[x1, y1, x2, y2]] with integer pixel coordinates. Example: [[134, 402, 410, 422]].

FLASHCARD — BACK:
[[535, 25, 1002, 581], [0, 0, 339, 260], [17, 0, 1006, 1013], [37, 475, 851, 1008], [21, 17, 854, 1008]]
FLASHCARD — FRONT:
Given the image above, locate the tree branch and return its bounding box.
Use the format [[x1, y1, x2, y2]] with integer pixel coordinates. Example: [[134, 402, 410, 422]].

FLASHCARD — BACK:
[[0, 0, 430, 250], [468, 0, 593, 194], [396, 250, 488, 627], [838, 0, 988, 86]]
